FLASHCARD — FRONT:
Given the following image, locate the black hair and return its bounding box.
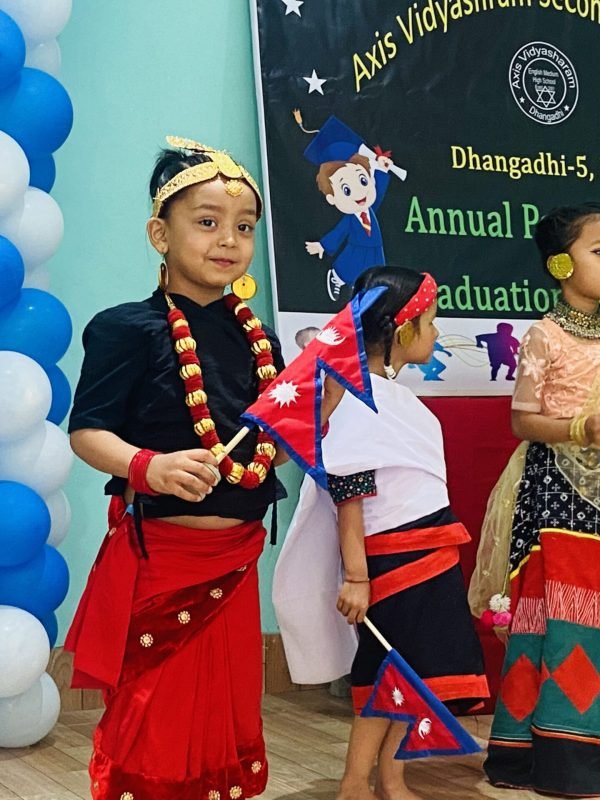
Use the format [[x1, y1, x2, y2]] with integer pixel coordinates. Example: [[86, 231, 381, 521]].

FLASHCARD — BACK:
[[352, 266, 427, 369], [149, 148, 213, 217], [534, 202, 600, 268]]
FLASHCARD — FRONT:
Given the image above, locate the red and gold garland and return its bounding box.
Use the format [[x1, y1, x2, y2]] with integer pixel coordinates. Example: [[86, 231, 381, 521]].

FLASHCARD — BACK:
[[165, 292, 277, 489]]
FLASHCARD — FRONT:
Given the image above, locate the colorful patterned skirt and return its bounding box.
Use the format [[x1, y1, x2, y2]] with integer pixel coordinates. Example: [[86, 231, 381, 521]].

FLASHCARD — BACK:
[[486, 442, 600, 796], [65, 498, 268, 800], [351, 507, 489, 714]]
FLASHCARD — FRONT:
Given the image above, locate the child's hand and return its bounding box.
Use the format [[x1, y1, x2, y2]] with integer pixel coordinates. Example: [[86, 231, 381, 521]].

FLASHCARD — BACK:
[[305, 241, 325, 259], [376, 155, 393, 172], [337, 580, 370, 625], [585, 414, 600, 446], [145, 449, 220, 502]]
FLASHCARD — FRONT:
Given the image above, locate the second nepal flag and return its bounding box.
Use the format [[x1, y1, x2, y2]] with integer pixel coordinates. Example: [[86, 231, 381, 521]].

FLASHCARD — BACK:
[[362, 649, 482, 760]]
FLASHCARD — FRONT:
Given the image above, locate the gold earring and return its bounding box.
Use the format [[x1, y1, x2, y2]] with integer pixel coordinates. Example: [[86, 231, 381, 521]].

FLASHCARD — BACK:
[[231, 273, 257, 300], [158, 259, 169, 292], [547, 253, 574, 280], [398, 321, 415, 348]]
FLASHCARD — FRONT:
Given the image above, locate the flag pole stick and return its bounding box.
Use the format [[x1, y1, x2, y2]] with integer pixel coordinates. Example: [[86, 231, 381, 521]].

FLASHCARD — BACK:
[[218, 426, 250, 463], [363, 616, 392, 653]]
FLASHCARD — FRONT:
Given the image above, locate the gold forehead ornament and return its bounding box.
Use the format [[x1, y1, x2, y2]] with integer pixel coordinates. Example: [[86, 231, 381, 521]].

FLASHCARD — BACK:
[[152, 135, 263, 218]]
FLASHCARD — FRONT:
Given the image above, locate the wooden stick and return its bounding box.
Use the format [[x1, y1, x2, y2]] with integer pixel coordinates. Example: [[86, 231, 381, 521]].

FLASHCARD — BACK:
[[363, 616, 392, 652], [218, 426, 250, 463]]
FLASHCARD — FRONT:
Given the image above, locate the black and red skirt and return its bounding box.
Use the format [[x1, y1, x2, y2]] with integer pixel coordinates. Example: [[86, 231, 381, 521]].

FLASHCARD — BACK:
[[351, 507, 489, 714]]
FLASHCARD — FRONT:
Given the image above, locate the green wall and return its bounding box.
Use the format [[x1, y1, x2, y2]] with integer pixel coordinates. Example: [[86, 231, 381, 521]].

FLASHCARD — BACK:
[[52, 0, 302, 641]]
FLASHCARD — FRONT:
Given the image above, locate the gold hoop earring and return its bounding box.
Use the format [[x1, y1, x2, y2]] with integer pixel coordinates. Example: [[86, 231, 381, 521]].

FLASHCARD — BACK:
[[547, 253, 574, 281], [231, 273, 257, 300], [158, 260, 169, 292]]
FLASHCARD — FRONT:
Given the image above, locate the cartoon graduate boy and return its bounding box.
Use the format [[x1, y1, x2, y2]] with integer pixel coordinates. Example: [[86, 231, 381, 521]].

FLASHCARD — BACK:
[[303, 117, 397, 301]]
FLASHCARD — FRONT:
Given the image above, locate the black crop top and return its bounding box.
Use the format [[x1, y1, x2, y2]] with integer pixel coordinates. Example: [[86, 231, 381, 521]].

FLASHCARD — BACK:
[[69, 289, 286, 520]]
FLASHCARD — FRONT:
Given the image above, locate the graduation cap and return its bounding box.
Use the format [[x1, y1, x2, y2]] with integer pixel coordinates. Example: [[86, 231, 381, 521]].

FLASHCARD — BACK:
[[304, 116, 364, 165], [301, 114, 407, 180]]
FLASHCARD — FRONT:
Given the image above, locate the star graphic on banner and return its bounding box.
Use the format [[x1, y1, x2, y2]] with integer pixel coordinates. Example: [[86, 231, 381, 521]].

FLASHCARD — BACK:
[[281, 0, 304, 15], [303, 69, 327, 95], [392, 687, 405, 707], [269, 381, 300, 407], [418, 718, 432, 739], [316, 326, 346, 346]]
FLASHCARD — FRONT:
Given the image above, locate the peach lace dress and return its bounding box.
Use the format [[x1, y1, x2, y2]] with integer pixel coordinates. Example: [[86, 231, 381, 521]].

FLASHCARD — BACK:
[[511, 316, 600, 419]]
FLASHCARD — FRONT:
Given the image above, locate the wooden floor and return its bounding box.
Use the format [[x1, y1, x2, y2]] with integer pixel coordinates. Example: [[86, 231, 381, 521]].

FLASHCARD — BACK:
[[0, 689, 594, 800]]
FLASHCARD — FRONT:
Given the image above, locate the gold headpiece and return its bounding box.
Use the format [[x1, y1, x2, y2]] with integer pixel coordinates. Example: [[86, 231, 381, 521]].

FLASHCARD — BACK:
[[152, 136, 263, 218]]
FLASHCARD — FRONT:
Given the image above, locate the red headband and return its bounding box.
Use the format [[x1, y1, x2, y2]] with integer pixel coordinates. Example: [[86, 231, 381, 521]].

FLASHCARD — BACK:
[[393, 272, 438, 326]]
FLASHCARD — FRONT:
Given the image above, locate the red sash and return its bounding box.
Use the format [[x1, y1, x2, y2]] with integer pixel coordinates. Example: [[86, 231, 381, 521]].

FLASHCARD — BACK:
[[65, 497, 265, 690]]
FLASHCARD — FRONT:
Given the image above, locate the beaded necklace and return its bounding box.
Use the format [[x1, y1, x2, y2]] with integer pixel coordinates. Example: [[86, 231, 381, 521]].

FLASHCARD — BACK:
[[547, 298, 600, 340], [165, 292, 277, 489]]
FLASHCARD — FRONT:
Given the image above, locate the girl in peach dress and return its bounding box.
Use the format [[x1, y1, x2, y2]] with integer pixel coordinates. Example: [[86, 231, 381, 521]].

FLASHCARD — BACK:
[[472, 203, 600, 796]]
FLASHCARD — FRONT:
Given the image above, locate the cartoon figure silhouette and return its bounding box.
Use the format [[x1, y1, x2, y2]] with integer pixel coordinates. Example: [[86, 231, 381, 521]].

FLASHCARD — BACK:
[[295, 326, 320, 351], [408, 341, 453, 381], [476, 323, 520, 381], [300, 116, 404, 301]]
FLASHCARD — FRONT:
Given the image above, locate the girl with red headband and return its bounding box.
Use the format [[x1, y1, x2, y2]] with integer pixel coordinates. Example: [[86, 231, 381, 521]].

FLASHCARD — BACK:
[[65, 137, 286, 800], [274, 266, 488, 800]]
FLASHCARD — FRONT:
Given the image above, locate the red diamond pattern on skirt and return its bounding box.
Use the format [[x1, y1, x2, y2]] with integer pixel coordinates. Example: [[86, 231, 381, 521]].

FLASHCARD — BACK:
[[500, 654, 540, 722], [540, 659, 551, 685], [552, 645, 600, 715]]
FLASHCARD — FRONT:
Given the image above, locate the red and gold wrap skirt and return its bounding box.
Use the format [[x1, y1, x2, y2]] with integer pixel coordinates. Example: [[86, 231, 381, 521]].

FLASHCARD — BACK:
[[65, 497, 267, 800]]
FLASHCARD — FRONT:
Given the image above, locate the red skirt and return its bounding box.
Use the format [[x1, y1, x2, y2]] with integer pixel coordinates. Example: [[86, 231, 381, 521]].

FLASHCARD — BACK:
[[65, 498, 268, 800]]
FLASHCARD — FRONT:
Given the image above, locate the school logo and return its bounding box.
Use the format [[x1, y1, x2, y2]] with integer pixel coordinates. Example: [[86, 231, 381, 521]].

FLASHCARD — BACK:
[[509, 42, 578, 126]]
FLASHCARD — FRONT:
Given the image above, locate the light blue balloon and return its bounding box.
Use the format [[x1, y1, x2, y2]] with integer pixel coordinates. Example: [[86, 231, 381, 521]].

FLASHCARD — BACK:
[[0, 481, 50, 567], [45, 364, 71, 425], [0, 236, 24, 309], [0, 68, 73, 159], [38, 611, 58, 649], [0, 544, 69, 618], [0, 288, 72, 368], [28, 154, 56, 192], [0, 11, 25, 90]]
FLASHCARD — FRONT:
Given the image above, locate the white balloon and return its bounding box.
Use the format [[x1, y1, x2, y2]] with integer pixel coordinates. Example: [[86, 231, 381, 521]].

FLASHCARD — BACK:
[[22, 263, 51, 291], [0, 132, 29, 218], [45, 489, 71, 547], [0, 606, 50, 698], [0, 187, 64, 270], [0, 672, 60, 747], [0, 351, 51, 442], [0, 0, 72, 43], [0, 420, 73, 497], [25, 38, 61, 77]]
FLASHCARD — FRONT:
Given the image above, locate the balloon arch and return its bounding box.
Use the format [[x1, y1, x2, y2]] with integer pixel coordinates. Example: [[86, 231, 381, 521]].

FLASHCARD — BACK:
[[0, 0, 74, 748]]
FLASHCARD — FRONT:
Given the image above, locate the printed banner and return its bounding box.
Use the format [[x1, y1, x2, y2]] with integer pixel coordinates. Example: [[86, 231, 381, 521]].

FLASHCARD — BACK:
[[250, 0, 599, 394]]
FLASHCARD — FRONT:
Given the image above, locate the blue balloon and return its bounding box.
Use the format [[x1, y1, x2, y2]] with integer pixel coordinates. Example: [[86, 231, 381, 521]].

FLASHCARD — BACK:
[[0, 481, 50, 567], [28, 154, 56, 192], [0, 11, 25, 90], [45, 364, 71, 425], [0, 544, 69, 618], [0, 236, 24, 309], [38, 611, 58, 648], [0, 288, 72, 368], [0, 68, 73, 159]]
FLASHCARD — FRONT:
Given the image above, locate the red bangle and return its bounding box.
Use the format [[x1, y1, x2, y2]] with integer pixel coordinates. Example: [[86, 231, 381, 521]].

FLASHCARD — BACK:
[[321, 421, 330, 437], [128, 449, 161, 496]]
